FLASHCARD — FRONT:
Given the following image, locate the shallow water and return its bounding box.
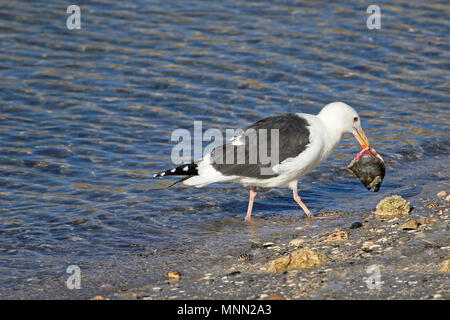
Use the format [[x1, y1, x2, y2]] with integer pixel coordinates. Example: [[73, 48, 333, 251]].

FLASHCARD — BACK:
[[0, 0, 449, 298]]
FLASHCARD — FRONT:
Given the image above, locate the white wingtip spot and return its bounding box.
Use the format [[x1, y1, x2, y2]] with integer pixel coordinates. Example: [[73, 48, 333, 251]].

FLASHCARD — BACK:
[[160, 172, 165, 176], [183, 166, 189, 171], [171, 168, 176, 173]]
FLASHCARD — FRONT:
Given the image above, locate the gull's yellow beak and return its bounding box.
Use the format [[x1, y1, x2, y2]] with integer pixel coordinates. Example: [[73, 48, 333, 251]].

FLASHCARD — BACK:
[[353, 127, 370, 150]]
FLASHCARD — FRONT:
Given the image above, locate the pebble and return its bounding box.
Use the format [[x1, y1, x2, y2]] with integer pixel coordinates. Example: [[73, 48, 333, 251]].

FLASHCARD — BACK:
[[263, 242, 274, 248], [400, 218, 435, 230], [350, 222, 363, 229], [225, 271, 241, 277], [362, 241, 375, 250], [399, 220, 420, 230], [289, 238, 305, 247], [165, 271, 181, 283], [440, 260, 450, 273], [326, 229, 349, 242], [238, 253, 253, 261], [436, 191, 446, 197]]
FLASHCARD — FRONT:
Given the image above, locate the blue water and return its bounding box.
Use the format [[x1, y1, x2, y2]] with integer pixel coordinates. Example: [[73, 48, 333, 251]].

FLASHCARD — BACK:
[[0, 0, 449, 298]]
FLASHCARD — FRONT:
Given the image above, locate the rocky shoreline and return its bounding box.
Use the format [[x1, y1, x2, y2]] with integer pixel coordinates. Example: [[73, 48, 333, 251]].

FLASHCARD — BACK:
[[105, 192, 449, 300]]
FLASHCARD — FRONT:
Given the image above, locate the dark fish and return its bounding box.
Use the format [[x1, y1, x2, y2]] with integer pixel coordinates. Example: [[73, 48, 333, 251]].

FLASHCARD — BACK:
[[347, 148, 386, 192]]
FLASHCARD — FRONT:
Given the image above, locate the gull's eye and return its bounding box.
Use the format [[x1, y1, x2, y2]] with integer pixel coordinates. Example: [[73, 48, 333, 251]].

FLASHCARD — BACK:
[[353, 117, 358, 122]]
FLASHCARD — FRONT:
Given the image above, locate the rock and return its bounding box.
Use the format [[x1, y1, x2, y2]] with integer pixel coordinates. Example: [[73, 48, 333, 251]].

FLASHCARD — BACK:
[[325, 228, 349, 242], [225, 271, 241, 276], [440, 260, 450, 273], [263, 242, 274, 248], [399, 220, 420, 230], [90, 295, 104, 300], [416, 218, 435, 225], [266, 248, 327, 273], [267, 294, 283, 300], [347, 148, 386, 192], [375, 195, 410, 218], [238, 253, 253, 261], [289, 238, 305, 247], [362, 241, 375, 250], [350, 222, 363, 229], [399, 218, 435, 230], [437, 191, 446, 197], [446, 195, 450, 202], [166, 271, 181, 283]]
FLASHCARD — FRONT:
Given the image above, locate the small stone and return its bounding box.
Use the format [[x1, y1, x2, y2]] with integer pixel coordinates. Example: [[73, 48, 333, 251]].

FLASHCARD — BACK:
[[263, 242, 274, 248], [268, 294, 283, 300], [437, 191, 446, 198], [325, 228, 349, 242], [225, 271, 241, 277], [166, 271, 181, 283], [416, 218, 435, 225], [362, 241, 375, 250], [350, 222, 363, 229], [289, 238, 305, 247], [399, 220, 420, 230], [446, 195, 450, 202], [440, 260, 450, 273], [90, 295, 104, 300], [375, 195, 410, 218], [399, 218, 435, 230], [266, 248, 327, 273], [238, 253, 253, 261]]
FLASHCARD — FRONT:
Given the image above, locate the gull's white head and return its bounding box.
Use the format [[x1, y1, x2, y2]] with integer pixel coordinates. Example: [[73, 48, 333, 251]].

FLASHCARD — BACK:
[[318, 102, 370, 149]]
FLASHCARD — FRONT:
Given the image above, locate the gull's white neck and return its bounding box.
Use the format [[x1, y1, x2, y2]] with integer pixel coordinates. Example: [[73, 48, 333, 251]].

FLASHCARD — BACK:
[[316, 112, 345, 159]]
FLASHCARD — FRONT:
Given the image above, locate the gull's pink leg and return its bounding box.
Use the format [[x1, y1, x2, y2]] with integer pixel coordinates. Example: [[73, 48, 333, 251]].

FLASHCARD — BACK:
[[245, 187, 257, 222], [293, 189, 341, 220], [293, 190, 313, 218]]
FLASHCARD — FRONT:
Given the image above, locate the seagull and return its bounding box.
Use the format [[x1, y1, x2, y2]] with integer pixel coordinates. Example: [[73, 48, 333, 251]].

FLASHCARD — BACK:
[[154, 102, 370, 222]]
